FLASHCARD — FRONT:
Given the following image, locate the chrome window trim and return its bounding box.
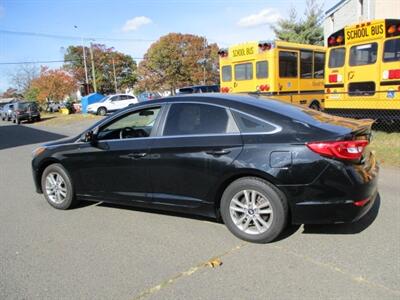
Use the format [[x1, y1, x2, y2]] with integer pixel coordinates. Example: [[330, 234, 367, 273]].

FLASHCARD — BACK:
[[74, 99, 283, 144]]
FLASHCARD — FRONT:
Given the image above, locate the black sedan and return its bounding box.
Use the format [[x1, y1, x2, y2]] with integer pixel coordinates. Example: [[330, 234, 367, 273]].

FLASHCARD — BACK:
[[32, 94, 379, 243]]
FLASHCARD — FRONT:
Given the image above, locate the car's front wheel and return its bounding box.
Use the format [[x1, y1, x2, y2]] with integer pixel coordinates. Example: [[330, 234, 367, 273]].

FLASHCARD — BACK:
[[41, 163, 78, 210], [97, 107, 107, 116], [220, 177, 288, 243]]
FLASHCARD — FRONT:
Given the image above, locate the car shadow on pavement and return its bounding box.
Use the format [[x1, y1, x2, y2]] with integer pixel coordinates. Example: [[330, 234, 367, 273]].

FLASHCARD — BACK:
[[0, 124, 66, 150], [302, 194, 381, 235]]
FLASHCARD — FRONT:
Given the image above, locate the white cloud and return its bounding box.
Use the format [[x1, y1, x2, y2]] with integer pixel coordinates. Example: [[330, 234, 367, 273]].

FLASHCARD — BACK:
[[237, 9, 281, 28], [122, 16, 152, 32]]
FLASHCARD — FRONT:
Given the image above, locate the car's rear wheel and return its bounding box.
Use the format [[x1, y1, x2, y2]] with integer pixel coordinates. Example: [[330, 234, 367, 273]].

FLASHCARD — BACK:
[[41, 163, 78, 210], [220, 177, 288, 243], [97, 107, 107, 116]]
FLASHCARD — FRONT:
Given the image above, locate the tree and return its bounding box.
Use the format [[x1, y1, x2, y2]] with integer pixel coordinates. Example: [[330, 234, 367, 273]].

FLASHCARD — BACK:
[[8, 64, 39, 93], [30, 67, 77, 104], [63, 44, 137, 95], [1, 87, 21, 98], [271, 0, 324, 45], [137, 33, 220, 94]]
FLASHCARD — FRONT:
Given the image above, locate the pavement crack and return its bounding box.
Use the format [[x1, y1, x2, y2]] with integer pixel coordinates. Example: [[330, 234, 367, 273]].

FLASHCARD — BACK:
[[273, 245, 400, 296], [132, 243, 247, 300]]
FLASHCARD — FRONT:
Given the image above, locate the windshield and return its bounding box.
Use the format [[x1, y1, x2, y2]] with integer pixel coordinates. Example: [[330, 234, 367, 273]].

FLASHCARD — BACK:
[[100, 96, 111, 102]]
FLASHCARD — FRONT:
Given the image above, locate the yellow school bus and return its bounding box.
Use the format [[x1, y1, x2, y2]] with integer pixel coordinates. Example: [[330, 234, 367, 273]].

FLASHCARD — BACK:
[[218, 40, 326, 110], [324, 19, 400, 120]]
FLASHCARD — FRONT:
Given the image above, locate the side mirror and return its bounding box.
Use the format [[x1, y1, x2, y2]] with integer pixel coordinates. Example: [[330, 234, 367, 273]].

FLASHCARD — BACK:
[[84, 130, 97, 144]]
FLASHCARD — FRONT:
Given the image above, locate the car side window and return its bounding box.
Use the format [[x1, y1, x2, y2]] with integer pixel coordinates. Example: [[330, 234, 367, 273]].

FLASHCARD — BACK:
[[163, 103, 238, 136], [97, 106, 161, 140], [111, 96, 120, 101], [232, 110, 280, 134]]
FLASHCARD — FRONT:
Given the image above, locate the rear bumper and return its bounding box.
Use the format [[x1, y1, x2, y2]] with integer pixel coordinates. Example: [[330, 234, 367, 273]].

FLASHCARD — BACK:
[[291, 189, 378, 224], [283, 155, 379, 224]]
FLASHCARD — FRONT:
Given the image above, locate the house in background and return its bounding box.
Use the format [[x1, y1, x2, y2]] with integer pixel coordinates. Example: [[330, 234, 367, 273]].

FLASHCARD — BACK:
[[323, 0, 400, 44]]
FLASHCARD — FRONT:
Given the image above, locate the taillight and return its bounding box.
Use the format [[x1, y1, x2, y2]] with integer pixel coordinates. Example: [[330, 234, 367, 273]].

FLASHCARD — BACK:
[[306, 140, 369, 160], [329, 74, 337, 83], [221, 87, 230, 93], [259, 84, 270, 92], [389, 69, 400, 79]]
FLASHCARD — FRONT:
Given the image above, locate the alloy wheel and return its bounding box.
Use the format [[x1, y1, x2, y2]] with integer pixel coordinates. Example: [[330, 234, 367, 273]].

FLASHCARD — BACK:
[[45, 172, 68, 204], [229, 189, 273, 235]]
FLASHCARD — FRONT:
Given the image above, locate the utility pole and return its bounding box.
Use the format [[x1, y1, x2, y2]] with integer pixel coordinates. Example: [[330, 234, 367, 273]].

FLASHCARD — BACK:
[[203, 37, 207, 85], [89, 43, 97, 93], [74, 26, 89, 95], [112, 56, 118, 93]]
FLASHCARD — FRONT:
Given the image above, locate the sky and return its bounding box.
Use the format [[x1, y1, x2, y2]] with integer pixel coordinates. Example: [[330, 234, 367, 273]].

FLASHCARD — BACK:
[[0, 0, 333, 92]]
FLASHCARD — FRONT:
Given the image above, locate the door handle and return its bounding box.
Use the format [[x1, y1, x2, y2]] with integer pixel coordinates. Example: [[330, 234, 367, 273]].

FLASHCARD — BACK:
[[127, 152, 147, 159], [206, 149, 231, 156]]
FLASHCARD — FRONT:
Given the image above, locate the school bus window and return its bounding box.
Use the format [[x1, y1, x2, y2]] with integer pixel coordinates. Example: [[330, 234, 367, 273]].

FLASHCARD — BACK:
[[256, 61, 268, 79], [383, 38, 400, 62], [313, 52, 325, 78], [279, 51, 298, 78], [300, 51, 313, 78], [328, 48, 345, 68], [234, 63, 253, 81], [349, 43, 378, 66], [221, 66, 232, 82]]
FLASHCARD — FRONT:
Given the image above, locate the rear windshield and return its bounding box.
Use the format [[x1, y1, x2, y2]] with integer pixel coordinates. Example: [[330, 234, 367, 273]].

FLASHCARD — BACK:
[[383, 38, 400, 62], [328, 48, 345, 68], [178, 88, 194, 94], [349, 43, 377, 66]]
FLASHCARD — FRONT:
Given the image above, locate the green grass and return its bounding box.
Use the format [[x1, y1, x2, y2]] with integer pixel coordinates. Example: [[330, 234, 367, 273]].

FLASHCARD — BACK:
[[38, 112, 102, 126], [369, 131, 400, 168]]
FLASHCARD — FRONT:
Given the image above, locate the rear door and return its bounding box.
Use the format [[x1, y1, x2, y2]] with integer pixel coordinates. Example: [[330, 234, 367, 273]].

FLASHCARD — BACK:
[[148, 101, 243, 208], [347, 42, 379, 108], [233, 61, 255, 92]]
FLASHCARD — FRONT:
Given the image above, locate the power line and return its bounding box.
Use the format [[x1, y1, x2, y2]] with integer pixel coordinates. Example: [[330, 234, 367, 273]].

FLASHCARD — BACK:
[[0, 58, 144, 65], [0, 29, 155, 42]]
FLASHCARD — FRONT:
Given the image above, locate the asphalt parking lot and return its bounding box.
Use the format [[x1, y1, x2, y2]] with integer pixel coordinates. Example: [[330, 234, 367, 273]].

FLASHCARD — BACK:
[[0, 119, 399, 300]]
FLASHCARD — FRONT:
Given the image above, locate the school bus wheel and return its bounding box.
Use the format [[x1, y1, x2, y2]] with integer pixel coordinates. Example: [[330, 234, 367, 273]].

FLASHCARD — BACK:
[[309, 101, 321, 111]]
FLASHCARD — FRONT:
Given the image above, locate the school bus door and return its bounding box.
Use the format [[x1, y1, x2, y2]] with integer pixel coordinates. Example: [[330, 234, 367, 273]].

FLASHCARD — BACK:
[[277, 50, 299, 102]]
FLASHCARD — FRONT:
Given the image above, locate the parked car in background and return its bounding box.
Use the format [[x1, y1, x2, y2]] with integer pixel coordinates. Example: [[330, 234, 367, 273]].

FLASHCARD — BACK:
[[138, 92, 162, 102], [46, 101, 62, 112], [11, 101, 41, 124], [87, 94, 138, 116], [32, 94, 378, 243], [178, 85, 220, 94], [1, 103, 15, 121]]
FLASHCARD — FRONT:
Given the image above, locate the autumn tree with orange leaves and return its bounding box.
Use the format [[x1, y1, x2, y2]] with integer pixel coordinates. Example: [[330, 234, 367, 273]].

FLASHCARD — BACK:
[[137, 33, 220, 94], [29, 67, 77, 104]]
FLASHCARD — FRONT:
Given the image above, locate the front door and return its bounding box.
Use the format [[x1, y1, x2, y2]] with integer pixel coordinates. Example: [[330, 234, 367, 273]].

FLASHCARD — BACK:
[[148, 102, 243, 209], [70, 105, 163, 204]]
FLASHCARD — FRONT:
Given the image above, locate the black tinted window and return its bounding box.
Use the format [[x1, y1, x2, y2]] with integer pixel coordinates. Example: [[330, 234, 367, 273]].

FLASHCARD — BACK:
[[232, 111, 278, 133], [234, 63, 253, 80], [256, 61, 268, 79], [328, 48, 345, 68], [163, 103, 237, 136], [222, 66, 232, 82], [279, 51, 298, 77], [383, 38, 400, 62], [314, 52, 325, 78], [300, 51, 313, 78], [349, 43, 377, 66]]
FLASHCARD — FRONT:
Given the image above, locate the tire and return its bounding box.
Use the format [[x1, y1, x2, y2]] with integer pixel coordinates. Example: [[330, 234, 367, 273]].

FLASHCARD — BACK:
[[17, 118, 21, 125], [309, 101, 320, 111], [97, 107, 107, 116], [12, 116, 16, 124], [41, 163, 78, 210], [220, 177, 288, 243]]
